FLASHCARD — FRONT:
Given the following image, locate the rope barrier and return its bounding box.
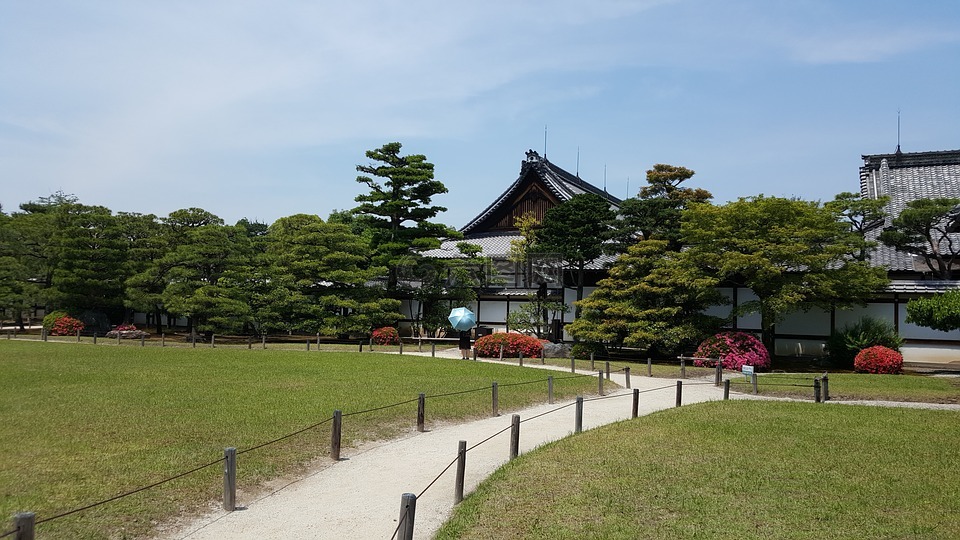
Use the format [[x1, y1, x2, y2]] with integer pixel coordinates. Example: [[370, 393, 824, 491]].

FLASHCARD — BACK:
[[341, 397, 421, 418], [34, 456, 224, 526], [0, 527, 17, 538], [427, 385, 492, 399], [237, 416, 335, 455], [416, 455, 461, 499]]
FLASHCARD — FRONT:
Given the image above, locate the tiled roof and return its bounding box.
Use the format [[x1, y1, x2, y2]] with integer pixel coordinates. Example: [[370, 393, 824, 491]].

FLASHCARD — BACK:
[[421, 232, 616, 270], [460, 150, 621, 235], [860, 149, 960, 272], [885, 279, 960, 294]]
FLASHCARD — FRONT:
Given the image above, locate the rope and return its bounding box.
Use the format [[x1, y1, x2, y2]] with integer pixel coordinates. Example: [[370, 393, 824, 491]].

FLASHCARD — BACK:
[[428, 385, 492, 399], [341, 397, 421, 418], [0, 527, 17, 539], [35, 456, 224, 525], [416, 455, 461, 499], [238, 416, 335, 455], [519, 399, 578, 424]]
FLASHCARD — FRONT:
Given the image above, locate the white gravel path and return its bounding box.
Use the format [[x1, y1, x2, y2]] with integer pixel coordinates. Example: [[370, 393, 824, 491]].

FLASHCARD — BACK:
[[163, 352, 960, 540]]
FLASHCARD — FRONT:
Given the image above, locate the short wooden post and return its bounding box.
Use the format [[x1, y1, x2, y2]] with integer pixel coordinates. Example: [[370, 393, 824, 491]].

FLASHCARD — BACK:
[[358, 340, 363, 353], [118, 331, 123, 346], [76, 328, 81, 342], [14, 512, 35, 540], [431, 342, 435, 357], [246, 335, 250, 349], [211, 334, 215, 348], [369, 337, 373, 352], [822, 373, 830, 401], [398, 492, 417, 540], [223, 447, 237, 511], [575, 396, 583, 433], [491, 382, 499, 417], [632, 388, 639, 418], [647, 357, 652, 377], [675, 380, 682, 407], [472, 347, 477, 361], [162, 333, 166, 347], [417, 393, 425, 432], [814, 378, 822, 403], [262, 334, 266, 349], [715, 361, 722, 386], [547, 376, 554, 404], [331, 410, 342, 460], [93, 332, 97, 344], [41, 328, 47, 342], [317, 333, 321, 349], [598, 370, 604, 396], [723, 379, 730, 400], [540, 347, 545, 364], [680, 356, 686, 379], [625, 367, 631, 389], [455, 440, 467, 504], [590, 352, 595, 370], [570, 357, 575, 373], [418, 339, 423, 353], [751, 373, 758, 394], [140, 334, 145, 347], [605, 361, 610, 380], [519, 351, 523, 367], [191, 332, 195, 348], [399, 340, 404, 355], [306, 340, 310, 351], [499, 344, 504, 361], [509, 414, 521, 460]]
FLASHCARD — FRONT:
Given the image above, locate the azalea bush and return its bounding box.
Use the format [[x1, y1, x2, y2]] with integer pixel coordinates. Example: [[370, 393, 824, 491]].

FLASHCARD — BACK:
[[475, 333, 543, 358], [694, 331, 771, 371], [50, 316, 84, 336], [372, 326, 400, 345], [106, 324, 150, 339], [854, 345, 904, 374], [825, 317, 903, 369], [42, 310, 69, 331]]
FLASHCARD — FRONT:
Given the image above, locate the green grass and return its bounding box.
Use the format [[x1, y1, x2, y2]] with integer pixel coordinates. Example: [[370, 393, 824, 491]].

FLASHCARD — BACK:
[[730, 372, 960, 403], [437, 400, 960, 540], [0, 340, 601, 539]]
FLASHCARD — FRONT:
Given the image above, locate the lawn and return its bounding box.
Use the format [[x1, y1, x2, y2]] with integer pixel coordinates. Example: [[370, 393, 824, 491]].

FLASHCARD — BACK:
[[437, 400, 960, 540], [730, 372, 960, 403], [0, 340, 600, 539]]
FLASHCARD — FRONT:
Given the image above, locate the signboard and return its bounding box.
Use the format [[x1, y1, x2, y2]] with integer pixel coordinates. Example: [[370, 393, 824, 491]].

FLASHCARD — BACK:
[[741, 365, 754, 378]]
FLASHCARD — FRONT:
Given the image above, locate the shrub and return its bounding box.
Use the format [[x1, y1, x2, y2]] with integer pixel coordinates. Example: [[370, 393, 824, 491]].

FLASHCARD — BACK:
[[694, 332, 770, 371], [826, 317, 903, 369], [50, 316, 84, 336], [571, 342, 606, 360], [475, 333, 543, 358], [372, 326, 400, 345], [105, 324, 150, 339], [854, 345, 904, 374], [42, 310, 69, 331]]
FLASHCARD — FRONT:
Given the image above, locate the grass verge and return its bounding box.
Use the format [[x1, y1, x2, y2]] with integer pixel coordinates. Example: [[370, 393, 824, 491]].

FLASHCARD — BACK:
[[730, 372, 960, 403], [0, 340, 600, 539], [437, 400, 960, 540]]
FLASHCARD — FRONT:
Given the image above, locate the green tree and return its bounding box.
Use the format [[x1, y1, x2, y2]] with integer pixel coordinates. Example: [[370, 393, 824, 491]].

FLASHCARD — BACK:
[[681, 196, 889, 355], [506, 292, 569, 339], [878, 198, 960, 279], [401, 242, 490, 337], [825, 192, 888, 261], [906, 290, 960, 333], [568, 239, 724, 354], [508, 211, 540, 287], [352, 142, 458, 293], [610, 164, 712, 253], [536, 193, 615, 318]]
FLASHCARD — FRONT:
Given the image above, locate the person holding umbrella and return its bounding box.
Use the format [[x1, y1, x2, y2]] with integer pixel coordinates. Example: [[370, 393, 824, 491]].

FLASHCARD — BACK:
[[448, 307, 477, 360]]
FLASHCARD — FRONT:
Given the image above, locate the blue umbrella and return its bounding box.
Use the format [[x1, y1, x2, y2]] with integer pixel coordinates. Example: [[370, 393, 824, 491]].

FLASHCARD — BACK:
[[448, 307, 477, 331]]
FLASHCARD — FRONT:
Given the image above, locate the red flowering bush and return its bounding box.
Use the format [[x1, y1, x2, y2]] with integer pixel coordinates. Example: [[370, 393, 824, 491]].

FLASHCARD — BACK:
[[372, 326, 400, 345], [475, 333, 543, 358], [50, 316, 84, 336], [854, 345, 903, 374], [106, 324, 150, 339], [694, 331, 771, 371]]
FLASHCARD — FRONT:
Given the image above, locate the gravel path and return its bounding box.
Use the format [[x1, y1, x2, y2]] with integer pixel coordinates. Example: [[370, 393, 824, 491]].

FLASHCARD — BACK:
[[164, 352, 960, 540]]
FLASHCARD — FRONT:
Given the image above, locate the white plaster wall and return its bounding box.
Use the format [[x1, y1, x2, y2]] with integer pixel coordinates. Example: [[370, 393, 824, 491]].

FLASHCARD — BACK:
[[480, 300, 508, 324], [834, 303, 894, 329], [778, 306, 831, 335], [705, 288, 734, 319], [735, 289, 762, 330], [899, 309, 960, 341]]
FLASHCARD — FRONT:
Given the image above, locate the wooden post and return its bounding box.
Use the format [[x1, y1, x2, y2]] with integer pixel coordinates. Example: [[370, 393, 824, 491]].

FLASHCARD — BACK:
[[814, 378, 822, 403], [93, 332, 97, 344], [598, 370, 604, 396], [358, 340, 363, 353], [540, 347, 545, 364], [723, 379, 730, 400], [675, 380, 682, 407], [306, 340, 310, 351], [680, 356, 686, 379], [262, 333, 266, 349], [223, 447, 237, 511], [76, 328, 81, 342], [211, 334, 215, 348], [547, 376, 554, 404], [140, 334, 145, 347], [605, 361, 610, 380], [41, 328, 47, 342], [822, 372, 830, 401], [715, 361, 722, 386], [575, 396, 583, 433], [625, 367, 631, 389], [509, 414, 520, 460], [14, 512, 35, 540], [751, 373, 758, 394], [397, 492, 417, 540], [331, 410, 342, 460], [117, 331, 122, 346], [317, 333, 321, 349], [647, 357, 652, 377], [519, 351, 523, 367], [417, 393, 425, 432], [162, 333, 166, 347], [399, 340, 404, 355], [491, 382, 499, 417], [472, 347, 477, 361], [570, 357, 575, 373], [499, 344, 504, 361], [590, 352, 594, 370], [369, 337, 373, 352], [632, 388, 639, 418], [455, 440, 467, 504], [431, 342, 435, 357], [191, 332, 195, 348]]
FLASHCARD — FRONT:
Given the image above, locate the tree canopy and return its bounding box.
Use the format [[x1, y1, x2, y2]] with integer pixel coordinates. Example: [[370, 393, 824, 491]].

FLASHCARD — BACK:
[[905, 289, 960, 333], [878, 197, 960, 279]]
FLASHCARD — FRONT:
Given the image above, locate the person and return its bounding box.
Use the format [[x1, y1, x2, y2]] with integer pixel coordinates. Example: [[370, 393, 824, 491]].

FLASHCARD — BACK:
[[458, 330, 472, 359]]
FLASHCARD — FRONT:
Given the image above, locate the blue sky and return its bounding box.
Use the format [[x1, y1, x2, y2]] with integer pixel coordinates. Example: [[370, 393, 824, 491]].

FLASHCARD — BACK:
[[2, 0, 959, 228]]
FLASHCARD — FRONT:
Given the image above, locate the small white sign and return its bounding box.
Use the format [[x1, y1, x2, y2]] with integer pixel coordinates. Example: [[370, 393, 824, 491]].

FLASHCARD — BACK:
[[741, 365, 754, 376]]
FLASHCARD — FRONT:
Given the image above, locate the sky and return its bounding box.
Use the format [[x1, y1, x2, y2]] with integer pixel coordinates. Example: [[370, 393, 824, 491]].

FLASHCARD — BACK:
[[2, 0, 960, 228]]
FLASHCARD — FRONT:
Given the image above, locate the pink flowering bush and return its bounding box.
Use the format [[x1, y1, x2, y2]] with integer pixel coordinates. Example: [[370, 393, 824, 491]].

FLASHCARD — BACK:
[[372, 326, 400, 345], [106, 324, 150, 339], [50, 316, 84, 336], [694, 331, 771, 371], [854, 346, 903, 374], [475, 333, 543, 358]]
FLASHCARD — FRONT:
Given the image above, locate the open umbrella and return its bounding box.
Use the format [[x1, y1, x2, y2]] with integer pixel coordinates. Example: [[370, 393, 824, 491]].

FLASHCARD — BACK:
[[448, 307, 477, 331]]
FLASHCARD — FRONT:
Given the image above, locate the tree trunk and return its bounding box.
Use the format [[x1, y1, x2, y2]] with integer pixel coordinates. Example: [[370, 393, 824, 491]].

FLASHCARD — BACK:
[[154, 307, 163, 334], [760, 307, 776, 360]]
